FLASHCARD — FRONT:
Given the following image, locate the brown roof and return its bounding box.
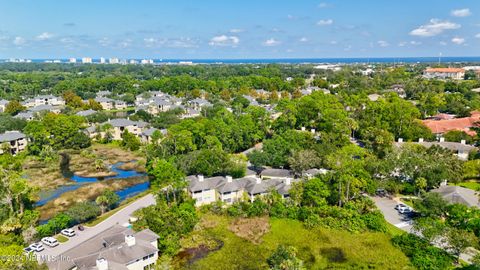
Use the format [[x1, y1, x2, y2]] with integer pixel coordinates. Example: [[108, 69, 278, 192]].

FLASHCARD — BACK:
[[425, 68, 465, 73], [422, 112, 480, 135]]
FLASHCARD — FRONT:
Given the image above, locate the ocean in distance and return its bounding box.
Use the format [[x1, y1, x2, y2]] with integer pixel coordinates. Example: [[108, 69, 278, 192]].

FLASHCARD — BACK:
[[3, 56, 480, 64]]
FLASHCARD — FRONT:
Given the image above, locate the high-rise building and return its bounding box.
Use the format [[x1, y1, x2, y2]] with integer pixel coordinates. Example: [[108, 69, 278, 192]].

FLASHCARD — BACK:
[[69, 58, 77, 63], [100, 57, 106, 64], [82, 57, 92, 64], [109, 58, 119, 64]]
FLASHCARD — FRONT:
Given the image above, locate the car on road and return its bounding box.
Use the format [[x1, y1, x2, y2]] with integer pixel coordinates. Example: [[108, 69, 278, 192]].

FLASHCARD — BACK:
[[61, 228, 76, 237], [23, 246, 33, 254], [41, 237, 59, 247], [376, 188, 388, 197], [398, 206, 413, 214], [394, 203, 407, 210], [29, 242, 44, 252]]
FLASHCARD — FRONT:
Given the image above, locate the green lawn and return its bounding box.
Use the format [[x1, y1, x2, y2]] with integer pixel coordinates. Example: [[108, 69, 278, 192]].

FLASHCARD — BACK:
[[177, 215, 413, 270], [55, 235, 69, 243], [452, 181, 480, 191]]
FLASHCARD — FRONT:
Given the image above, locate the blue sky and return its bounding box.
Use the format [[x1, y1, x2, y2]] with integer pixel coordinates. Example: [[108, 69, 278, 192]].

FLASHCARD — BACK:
[[0, 0, 479, 59]]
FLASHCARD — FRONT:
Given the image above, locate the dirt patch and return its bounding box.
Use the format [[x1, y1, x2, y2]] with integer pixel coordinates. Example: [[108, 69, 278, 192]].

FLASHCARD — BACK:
[[228, 217, 270, 244], [74, 170, 117, 178], [117, 161, 146, 173], [37, 176, 147, 220], [23, 158, 67, 189]]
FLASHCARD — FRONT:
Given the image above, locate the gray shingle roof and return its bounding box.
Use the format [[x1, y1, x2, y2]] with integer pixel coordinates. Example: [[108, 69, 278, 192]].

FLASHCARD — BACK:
[[260, 168, 292, 178], [29, 104, 54, 112], [395, 141, 476, 152], [49, 225, 159, 270], [0, 131, 26, 142], [76, 109, 96, 117], [14, 111, 34, 119], [108, 118, 148, 128], [0, 99, 8, 105], [431, 185, 479, 207]]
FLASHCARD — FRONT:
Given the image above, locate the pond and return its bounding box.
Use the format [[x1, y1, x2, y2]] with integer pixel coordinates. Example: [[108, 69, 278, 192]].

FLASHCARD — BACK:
[[35, 161, 148, 206]]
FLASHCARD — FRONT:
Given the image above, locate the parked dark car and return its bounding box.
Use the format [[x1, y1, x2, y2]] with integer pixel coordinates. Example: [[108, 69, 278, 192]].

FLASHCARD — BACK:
[[77, 225, 84, 231], [376, 188, 388, 197]]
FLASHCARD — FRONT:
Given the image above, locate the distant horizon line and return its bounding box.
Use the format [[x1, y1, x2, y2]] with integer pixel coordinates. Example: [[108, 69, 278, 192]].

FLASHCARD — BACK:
[[2, 56, 480, 64]]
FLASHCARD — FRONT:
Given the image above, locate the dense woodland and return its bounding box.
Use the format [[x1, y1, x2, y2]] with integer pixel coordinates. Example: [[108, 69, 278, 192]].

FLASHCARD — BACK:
[[1, 63, 480, 269]]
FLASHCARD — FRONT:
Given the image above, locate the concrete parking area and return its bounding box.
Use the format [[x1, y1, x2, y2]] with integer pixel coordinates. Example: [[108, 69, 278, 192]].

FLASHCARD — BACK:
[[372, 196, 413, 233]]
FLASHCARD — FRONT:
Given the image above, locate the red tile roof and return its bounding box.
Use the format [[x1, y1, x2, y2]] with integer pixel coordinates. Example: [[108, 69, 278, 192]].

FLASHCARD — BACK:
[[425, 68, 465, 73], [422, 112, 480, 135]]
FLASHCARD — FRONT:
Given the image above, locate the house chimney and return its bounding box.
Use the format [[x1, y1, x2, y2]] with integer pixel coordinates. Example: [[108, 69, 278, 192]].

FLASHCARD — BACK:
[[256, 177, 262, 184], [311, 129, 316, 134], [125, 234, 135, 247], [301, 127, 305, 131], [285, 178, 291, 186], [96, 258, 108, 270], [398, 138, 403, 143], [461, 139, 466, 145], [226, 175, 232, 183], [418, 138, 424, 143], [198, 175, 204, 182], [439, 137, 445, 142]]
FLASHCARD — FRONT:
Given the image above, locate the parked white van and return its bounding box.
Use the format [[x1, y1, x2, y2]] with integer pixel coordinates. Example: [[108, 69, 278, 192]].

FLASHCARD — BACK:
[[41, 237, 59, 247]]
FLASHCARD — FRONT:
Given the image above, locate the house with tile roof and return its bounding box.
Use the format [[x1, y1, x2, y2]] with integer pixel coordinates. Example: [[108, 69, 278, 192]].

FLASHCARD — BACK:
[[423, 67, 465, 80], [422, 111, 480, 136]]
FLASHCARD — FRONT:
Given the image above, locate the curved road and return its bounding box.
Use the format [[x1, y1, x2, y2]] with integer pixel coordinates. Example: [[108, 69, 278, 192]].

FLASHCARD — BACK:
[[36, 193, 156, 265]]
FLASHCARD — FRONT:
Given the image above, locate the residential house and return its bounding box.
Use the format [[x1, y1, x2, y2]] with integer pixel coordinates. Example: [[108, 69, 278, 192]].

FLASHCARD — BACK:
[[147, 97, 172, 114], [30, 104, 61, 114], [368, 93, 381, 101], [431, 185, 479, 208], [181, 108, 201, 119], [14, 111, 34, 121], [187, 98, 212, 111], [242, 95, 259, 106], [395, 138, 476, 160], [115, 100, 128, 110], [22, 95, 65, 108], [94, 97, 115, 110], [186, 174, 296, 206], [48, 225, 159, 270], [96, 90, 111, 97], [0, 131, 28, 155], [303, 168, 329, 179], [0, 99, 8, 112], [108, 118, 149, 140], [140, 127, 166, 143], [76, 109, 97, 117], [260, 168, 292, 180], [422, 111, 480, 136], [423, 68, 465, 80]]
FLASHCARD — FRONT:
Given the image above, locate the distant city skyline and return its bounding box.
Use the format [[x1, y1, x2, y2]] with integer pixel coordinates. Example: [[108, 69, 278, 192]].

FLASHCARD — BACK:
[[0, 0, 479, 59]]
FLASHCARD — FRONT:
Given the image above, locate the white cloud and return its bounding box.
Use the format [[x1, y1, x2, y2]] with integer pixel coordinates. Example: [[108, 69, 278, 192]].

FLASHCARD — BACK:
[[475, 33, 480, 38], [36, 32, 53, 40], [410, 41, 422, 46], [317, 19, 333, 26], [262, 38, 280, 46], [451, 8, 471, 17], [13, 36, 26, 46], [208, 35, 240, 47], [439, 41, 448, 46], [229, 29, 244, 33], [410, 19, 460, 37], [398, 41, 407, 47], [318, 2, 329, 8], [330, 40, 338, 45], [452, 37, 465, 45], [299, 37, 308, 42], [144, 37, 198, 48], [377, 40, 389, 47]]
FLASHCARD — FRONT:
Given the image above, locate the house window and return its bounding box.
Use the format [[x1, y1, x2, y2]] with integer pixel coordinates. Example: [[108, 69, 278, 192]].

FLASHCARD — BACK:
[[223, 191, 231, 195], [223, 198, 232, 203]]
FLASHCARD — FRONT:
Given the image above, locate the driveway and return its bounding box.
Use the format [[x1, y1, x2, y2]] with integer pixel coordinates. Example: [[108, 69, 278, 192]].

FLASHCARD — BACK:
[[36, 193, 156, 265], [372, 196, 413, 233]]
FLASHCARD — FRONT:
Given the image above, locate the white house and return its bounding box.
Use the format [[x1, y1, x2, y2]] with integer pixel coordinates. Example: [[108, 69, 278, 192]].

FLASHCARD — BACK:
[[424, 68, 465, 80], [0, 131, 28, 155]]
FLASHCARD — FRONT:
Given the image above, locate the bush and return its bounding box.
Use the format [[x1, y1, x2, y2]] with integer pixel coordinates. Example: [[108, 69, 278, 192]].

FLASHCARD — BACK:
[[65, 202, 101, 224], [36, 213, 73, 238], [392, 234, 453, 270]]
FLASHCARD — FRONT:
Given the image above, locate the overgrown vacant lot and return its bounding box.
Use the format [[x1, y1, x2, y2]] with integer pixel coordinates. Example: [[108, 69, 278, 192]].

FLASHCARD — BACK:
[[24, 143, 145, 190], [176, 214, 412, 270]]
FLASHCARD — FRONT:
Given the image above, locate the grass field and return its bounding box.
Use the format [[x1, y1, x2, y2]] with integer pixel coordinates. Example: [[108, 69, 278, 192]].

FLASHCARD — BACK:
[[452, 181, 480, 191], [175, 214, 413, 270], [55, 235, 69, 243]]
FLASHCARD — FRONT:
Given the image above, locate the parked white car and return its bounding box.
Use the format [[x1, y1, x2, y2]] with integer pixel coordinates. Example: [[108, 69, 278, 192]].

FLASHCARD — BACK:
[[29, 242, 44, 252], [41, 237, 59, 247], [394, 203, 407, 210], [61, 228, 76, 237], [398, 205, 413, 214]]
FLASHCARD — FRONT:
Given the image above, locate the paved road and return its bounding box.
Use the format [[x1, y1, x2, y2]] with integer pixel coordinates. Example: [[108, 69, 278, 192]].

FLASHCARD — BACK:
[[36, 193, 156, 264], [372, 196, 413, 233]]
